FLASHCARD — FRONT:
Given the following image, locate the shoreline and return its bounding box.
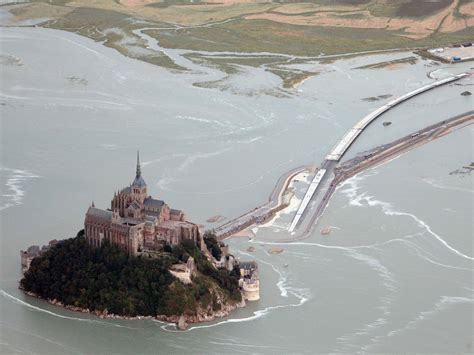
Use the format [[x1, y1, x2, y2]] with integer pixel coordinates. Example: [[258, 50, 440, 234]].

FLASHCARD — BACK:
[[21, 289, 246, 329]]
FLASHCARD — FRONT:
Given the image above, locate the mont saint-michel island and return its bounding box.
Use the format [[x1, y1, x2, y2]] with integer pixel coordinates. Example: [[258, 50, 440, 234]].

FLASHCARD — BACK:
[[20, 153, 259, 330], [2, 0, 474, 352]]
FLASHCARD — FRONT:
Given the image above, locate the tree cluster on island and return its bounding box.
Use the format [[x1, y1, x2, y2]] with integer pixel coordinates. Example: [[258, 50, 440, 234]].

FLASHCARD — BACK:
[[20, 230, 241, 318]]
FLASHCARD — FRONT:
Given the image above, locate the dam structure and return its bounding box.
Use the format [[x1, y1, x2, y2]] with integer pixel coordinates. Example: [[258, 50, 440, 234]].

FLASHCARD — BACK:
[[287, 72, 469, 233]]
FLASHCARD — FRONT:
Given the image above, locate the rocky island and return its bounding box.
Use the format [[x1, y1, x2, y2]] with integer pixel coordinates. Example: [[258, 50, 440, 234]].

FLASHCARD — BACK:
[[20, 153, 259, 329]]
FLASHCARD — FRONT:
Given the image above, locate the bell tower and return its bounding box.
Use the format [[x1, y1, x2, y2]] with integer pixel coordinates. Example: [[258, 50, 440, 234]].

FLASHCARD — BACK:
[[132, 150, 147, 203]]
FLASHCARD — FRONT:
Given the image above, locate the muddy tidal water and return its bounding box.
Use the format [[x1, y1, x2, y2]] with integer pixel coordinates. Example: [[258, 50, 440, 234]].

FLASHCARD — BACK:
[[0, 26, 473, 354]]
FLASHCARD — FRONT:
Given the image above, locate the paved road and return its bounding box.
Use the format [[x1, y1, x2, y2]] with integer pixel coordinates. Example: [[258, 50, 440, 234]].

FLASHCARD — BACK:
[[279, 111, 474, 242], [215, 73, 471, 241], [287, 72, 469, 233]]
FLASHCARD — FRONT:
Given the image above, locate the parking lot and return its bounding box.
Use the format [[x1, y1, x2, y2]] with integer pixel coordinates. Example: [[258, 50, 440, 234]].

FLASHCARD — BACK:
[[429, 44, 474, 62]]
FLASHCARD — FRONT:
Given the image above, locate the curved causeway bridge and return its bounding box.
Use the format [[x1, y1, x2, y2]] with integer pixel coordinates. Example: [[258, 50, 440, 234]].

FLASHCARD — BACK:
[[215, 72, 470, 240], [288, 72, 469, 233], [286, 110, 473, 242]]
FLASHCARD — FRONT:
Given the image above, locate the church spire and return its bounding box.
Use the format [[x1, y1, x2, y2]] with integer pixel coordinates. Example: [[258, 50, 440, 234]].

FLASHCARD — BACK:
[[132, 150, 147, 189], [136, 150, 141, 178]]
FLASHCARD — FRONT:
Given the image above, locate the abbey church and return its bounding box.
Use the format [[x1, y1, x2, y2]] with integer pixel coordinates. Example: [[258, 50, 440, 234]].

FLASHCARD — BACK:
[[84, 152, 200, 256]]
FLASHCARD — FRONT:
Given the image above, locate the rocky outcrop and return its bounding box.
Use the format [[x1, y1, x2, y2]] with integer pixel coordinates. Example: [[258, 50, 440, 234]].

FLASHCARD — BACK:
[[269, 247, 284, 254], [320, 226, 332, 235], [177, 315, 187, 330], [23, 289, 246, 330], [160, 298, 246, 327]]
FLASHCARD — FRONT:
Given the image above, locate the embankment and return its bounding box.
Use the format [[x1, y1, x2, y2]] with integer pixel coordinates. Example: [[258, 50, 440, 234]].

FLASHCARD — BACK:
[[215, 165, 310, 240]]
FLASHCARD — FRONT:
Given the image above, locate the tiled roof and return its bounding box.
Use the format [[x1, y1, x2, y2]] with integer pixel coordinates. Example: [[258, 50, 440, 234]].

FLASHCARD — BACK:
[[130, 200, 141, 210], [121, 186, 131, 194], [170, 209, 182, 215], [240, 261, 258, 270], [144, 197, 164, 208], [86, 207, 112, 221]]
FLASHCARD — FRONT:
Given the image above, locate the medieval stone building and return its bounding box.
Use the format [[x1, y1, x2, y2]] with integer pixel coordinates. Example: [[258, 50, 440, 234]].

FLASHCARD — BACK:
[[84, 152, 199, 256]]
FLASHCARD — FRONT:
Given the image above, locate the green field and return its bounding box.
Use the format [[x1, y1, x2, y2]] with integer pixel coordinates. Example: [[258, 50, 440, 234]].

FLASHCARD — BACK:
[[41, 7, 187, 71], [146, 19, 474, 56], [2, 0, 473, 88]]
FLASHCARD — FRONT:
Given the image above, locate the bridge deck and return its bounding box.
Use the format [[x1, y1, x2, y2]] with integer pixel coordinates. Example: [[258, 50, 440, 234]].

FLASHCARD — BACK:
[[326, 73, 468, 161], [289, 72, 469, 232], [288, 168, 326, 232]]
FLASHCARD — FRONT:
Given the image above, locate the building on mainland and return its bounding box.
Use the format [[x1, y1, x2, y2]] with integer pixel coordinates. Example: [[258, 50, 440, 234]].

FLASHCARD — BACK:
[[84, 152, 200, 256]]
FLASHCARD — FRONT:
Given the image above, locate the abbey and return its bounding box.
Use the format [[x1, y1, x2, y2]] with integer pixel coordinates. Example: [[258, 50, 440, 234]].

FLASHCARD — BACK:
[[84, 152, 199, 256]]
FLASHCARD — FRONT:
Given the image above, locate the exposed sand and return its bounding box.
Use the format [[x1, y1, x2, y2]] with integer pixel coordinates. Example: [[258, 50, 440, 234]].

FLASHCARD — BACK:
[[459, 1, 474, 15], [232, 228, 255, 239], [386, 62, 409, 70], [268, 247, 284, 254], [256, 169, 310, 231], [320, 227, 332, 235], [119, 0, 158, 7], [7, 3, 73, 24]]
